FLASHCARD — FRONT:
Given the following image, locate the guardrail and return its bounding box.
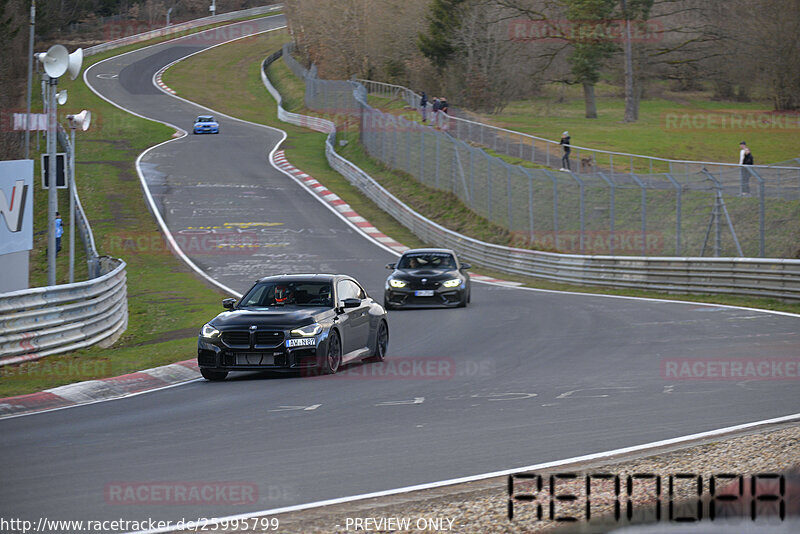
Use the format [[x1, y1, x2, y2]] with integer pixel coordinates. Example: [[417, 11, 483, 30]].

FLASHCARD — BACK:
[[262, 48, 800, 301], [0, 257, 128, 366], [85, 4, 283, 57]]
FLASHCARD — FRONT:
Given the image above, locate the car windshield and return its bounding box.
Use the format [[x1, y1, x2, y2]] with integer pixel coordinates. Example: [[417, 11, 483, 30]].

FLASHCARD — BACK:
[[397, 252, 456, 270], [196, 116, 214, 123], [238, 281, 333, 308]]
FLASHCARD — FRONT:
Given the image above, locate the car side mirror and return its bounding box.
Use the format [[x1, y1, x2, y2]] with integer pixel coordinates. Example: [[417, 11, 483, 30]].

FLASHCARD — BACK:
[[222, 298, 236, 310], [341, 298, 361, 309], [461, 263, 471, 270], [386, 263, 396, 270]]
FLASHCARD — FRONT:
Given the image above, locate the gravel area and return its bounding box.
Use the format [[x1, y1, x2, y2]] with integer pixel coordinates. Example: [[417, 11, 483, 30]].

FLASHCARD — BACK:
[[182, 422, 799, 534]]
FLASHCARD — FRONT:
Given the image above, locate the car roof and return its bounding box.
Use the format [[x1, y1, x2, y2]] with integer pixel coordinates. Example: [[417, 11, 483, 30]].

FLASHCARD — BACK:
[[254, 274, 346, 284], [401, 248, 457, 256], [195, 115, 215, 120]]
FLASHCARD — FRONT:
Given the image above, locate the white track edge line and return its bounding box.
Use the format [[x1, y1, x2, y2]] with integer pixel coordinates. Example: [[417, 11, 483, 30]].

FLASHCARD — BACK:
[[132, 412, 800, 533], [0, 378, 204, 421]]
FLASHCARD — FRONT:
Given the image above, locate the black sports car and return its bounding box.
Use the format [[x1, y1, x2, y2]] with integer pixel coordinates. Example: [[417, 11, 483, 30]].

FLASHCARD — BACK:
[[384, 248, 471, 309], [197, 274, 388, 380]]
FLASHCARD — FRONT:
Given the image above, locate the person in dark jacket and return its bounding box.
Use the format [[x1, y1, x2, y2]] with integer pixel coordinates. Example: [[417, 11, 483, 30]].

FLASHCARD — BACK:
[[420, 92, 428, 123], [432, 97, 441, 127], [560, 131, 571, 171], [739, 141, 753, 195]]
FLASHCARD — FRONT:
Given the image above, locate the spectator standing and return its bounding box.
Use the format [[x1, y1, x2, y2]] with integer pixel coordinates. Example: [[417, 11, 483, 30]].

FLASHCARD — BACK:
[[560, 131, 571, 171], [739, 141, 752, 195], [420, 91, 428, 123], [432, 97, 441, 127], [55, 212, 63, 254]]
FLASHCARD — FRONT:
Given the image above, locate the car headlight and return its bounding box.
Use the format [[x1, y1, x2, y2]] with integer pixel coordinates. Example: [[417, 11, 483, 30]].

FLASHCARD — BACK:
[[442, 278, 462, 288], [201, 323, 220, 339], [290, 323, 322, 337], [389, 279, 407, 288]]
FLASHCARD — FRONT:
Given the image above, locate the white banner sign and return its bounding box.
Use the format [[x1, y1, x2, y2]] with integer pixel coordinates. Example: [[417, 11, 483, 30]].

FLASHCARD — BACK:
[[12, 113, 48, 131], [0, 160, 34, 255]]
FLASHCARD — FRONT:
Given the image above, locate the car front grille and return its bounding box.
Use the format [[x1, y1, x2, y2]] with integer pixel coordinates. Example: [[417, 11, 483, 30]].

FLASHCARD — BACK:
[[408, 280, 441, 289], [255, 331, 284, 348], [221, 331, 250, 347]]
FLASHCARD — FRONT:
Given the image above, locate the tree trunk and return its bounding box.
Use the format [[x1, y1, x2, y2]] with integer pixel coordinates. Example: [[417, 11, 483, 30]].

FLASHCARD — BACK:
[[583, 83, 598, 118], [622, 2, 637, 122]]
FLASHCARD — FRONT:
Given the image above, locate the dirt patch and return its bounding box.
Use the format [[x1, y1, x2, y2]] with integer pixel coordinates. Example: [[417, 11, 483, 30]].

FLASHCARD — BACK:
[[78, 159, 136, 181], [134, 327, 199, 346]]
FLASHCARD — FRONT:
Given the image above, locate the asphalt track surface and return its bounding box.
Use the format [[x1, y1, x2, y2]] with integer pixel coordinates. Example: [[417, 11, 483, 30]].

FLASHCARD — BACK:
[[2, 15, 799, 530]]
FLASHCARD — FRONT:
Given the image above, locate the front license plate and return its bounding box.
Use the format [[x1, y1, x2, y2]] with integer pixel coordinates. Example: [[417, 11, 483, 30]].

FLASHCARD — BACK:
[[286, 338, 316, 348], [415, 290, 434, 297], [235, 353, 274, 365]]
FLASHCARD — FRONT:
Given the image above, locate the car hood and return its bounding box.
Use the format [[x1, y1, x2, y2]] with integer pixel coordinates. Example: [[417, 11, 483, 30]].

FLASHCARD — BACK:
[[209, 308, 332, 329], [392, 269, 461, 281]]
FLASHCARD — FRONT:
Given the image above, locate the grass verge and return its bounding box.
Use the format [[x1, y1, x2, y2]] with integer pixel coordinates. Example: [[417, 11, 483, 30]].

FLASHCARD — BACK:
[[163, 33, 800, 316], [0, 14, 283, 398]]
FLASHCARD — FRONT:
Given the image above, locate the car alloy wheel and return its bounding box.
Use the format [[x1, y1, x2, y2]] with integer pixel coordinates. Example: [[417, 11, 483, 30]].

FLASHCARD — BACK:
[[371, 321, 388, 362], [322, 331, 341, 374]]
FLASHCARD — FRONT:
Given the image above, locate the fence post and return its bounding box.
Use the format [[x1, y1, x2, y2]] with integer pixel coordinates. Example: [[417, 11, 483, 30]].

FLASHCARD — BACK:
[[505, 162, 513, 230], [543, 169, 559, 250], [470, 147, 475, 210], [487, 153, 493, 222], [628, 173, 648, 255], [406, 126, 411, 175], [665, 173, 682, 256], [746, 166, 766, 257], [435, 133, 441, 189], [420, 130, 425, 183], [566, 170, 585, 254], [597, 172, 615, 255], [523, 168, 535, 243]]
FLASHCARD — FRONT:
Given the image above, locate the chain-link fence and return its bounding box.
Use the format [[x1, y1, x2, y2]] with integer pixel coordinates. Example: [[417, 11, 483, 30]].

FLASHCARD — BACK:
[[284, 45, 800, 258]]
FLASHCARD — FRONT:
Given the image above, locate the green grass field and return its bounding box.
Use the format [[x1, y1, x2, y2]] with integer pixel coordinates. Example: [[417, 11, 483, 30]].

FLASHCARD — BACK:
[[0, 16, 281, 398], [477, 83, 800, 165]]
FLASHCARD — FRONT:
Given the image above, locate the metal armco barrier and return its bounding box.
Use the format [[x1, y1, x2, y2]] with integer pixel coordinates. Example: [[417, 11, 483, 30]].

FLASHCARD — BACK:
[[85, 4, 283, 57], [262, 48, 800, 301], [0, 258, 128, 366]]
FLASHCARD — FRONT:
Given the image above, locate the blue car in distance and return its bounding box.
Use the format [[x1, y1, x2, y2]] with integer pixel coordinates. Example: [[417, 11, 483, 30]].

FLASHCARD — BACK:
[[193, 115, 219, 134]]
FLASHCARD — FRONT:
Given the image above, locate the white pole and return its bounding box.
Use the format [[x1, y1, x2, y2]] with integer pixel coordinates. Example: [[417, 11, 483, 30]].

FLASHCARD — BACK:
[[25, 1, 35, 159], [47, 76, 58, 286], [69, 126, 76, 283]]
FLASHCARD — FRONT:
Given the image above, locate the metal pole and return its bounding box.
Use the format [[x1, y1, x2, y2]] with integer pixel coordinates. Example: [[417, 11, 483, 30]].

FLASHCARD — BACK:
[[47, 76, 58, 286], [25, 1, 35, 159], [714, 192, 721, 257], [69, 127, 76, 282], [487, 155, 492, 221], [435, 133, 440, 188], [527, 169, 534, 242], [506, 164, 513, 230]]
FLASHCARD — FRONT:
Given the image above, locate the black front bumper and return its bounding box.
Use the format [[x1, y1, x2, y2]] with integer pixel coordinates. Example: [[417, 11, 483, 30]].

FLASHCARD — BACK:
[[198, 339, 321, 371], [384, 287, 465, 308]]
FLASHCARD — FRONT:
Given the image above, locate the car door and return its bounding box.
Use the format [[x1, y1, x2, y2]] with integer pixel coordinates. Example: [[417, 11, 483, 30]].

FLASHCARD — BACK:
[[336, 279, 370, 356]]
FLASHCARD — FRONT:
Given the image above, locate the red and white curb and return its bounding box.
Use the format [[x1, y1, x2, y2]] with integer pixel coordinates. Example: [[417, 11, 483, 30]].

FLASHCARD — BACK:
[[272, 150, 520, 287], [0, 360, 200, 419], [154, 65, 177, 95]]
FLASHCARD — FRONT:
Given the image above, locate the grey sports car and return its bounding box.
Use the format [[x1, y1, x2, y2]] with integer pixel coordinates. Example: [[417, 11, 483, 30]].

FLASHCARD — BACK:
[[197, 274, 389, 380]]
